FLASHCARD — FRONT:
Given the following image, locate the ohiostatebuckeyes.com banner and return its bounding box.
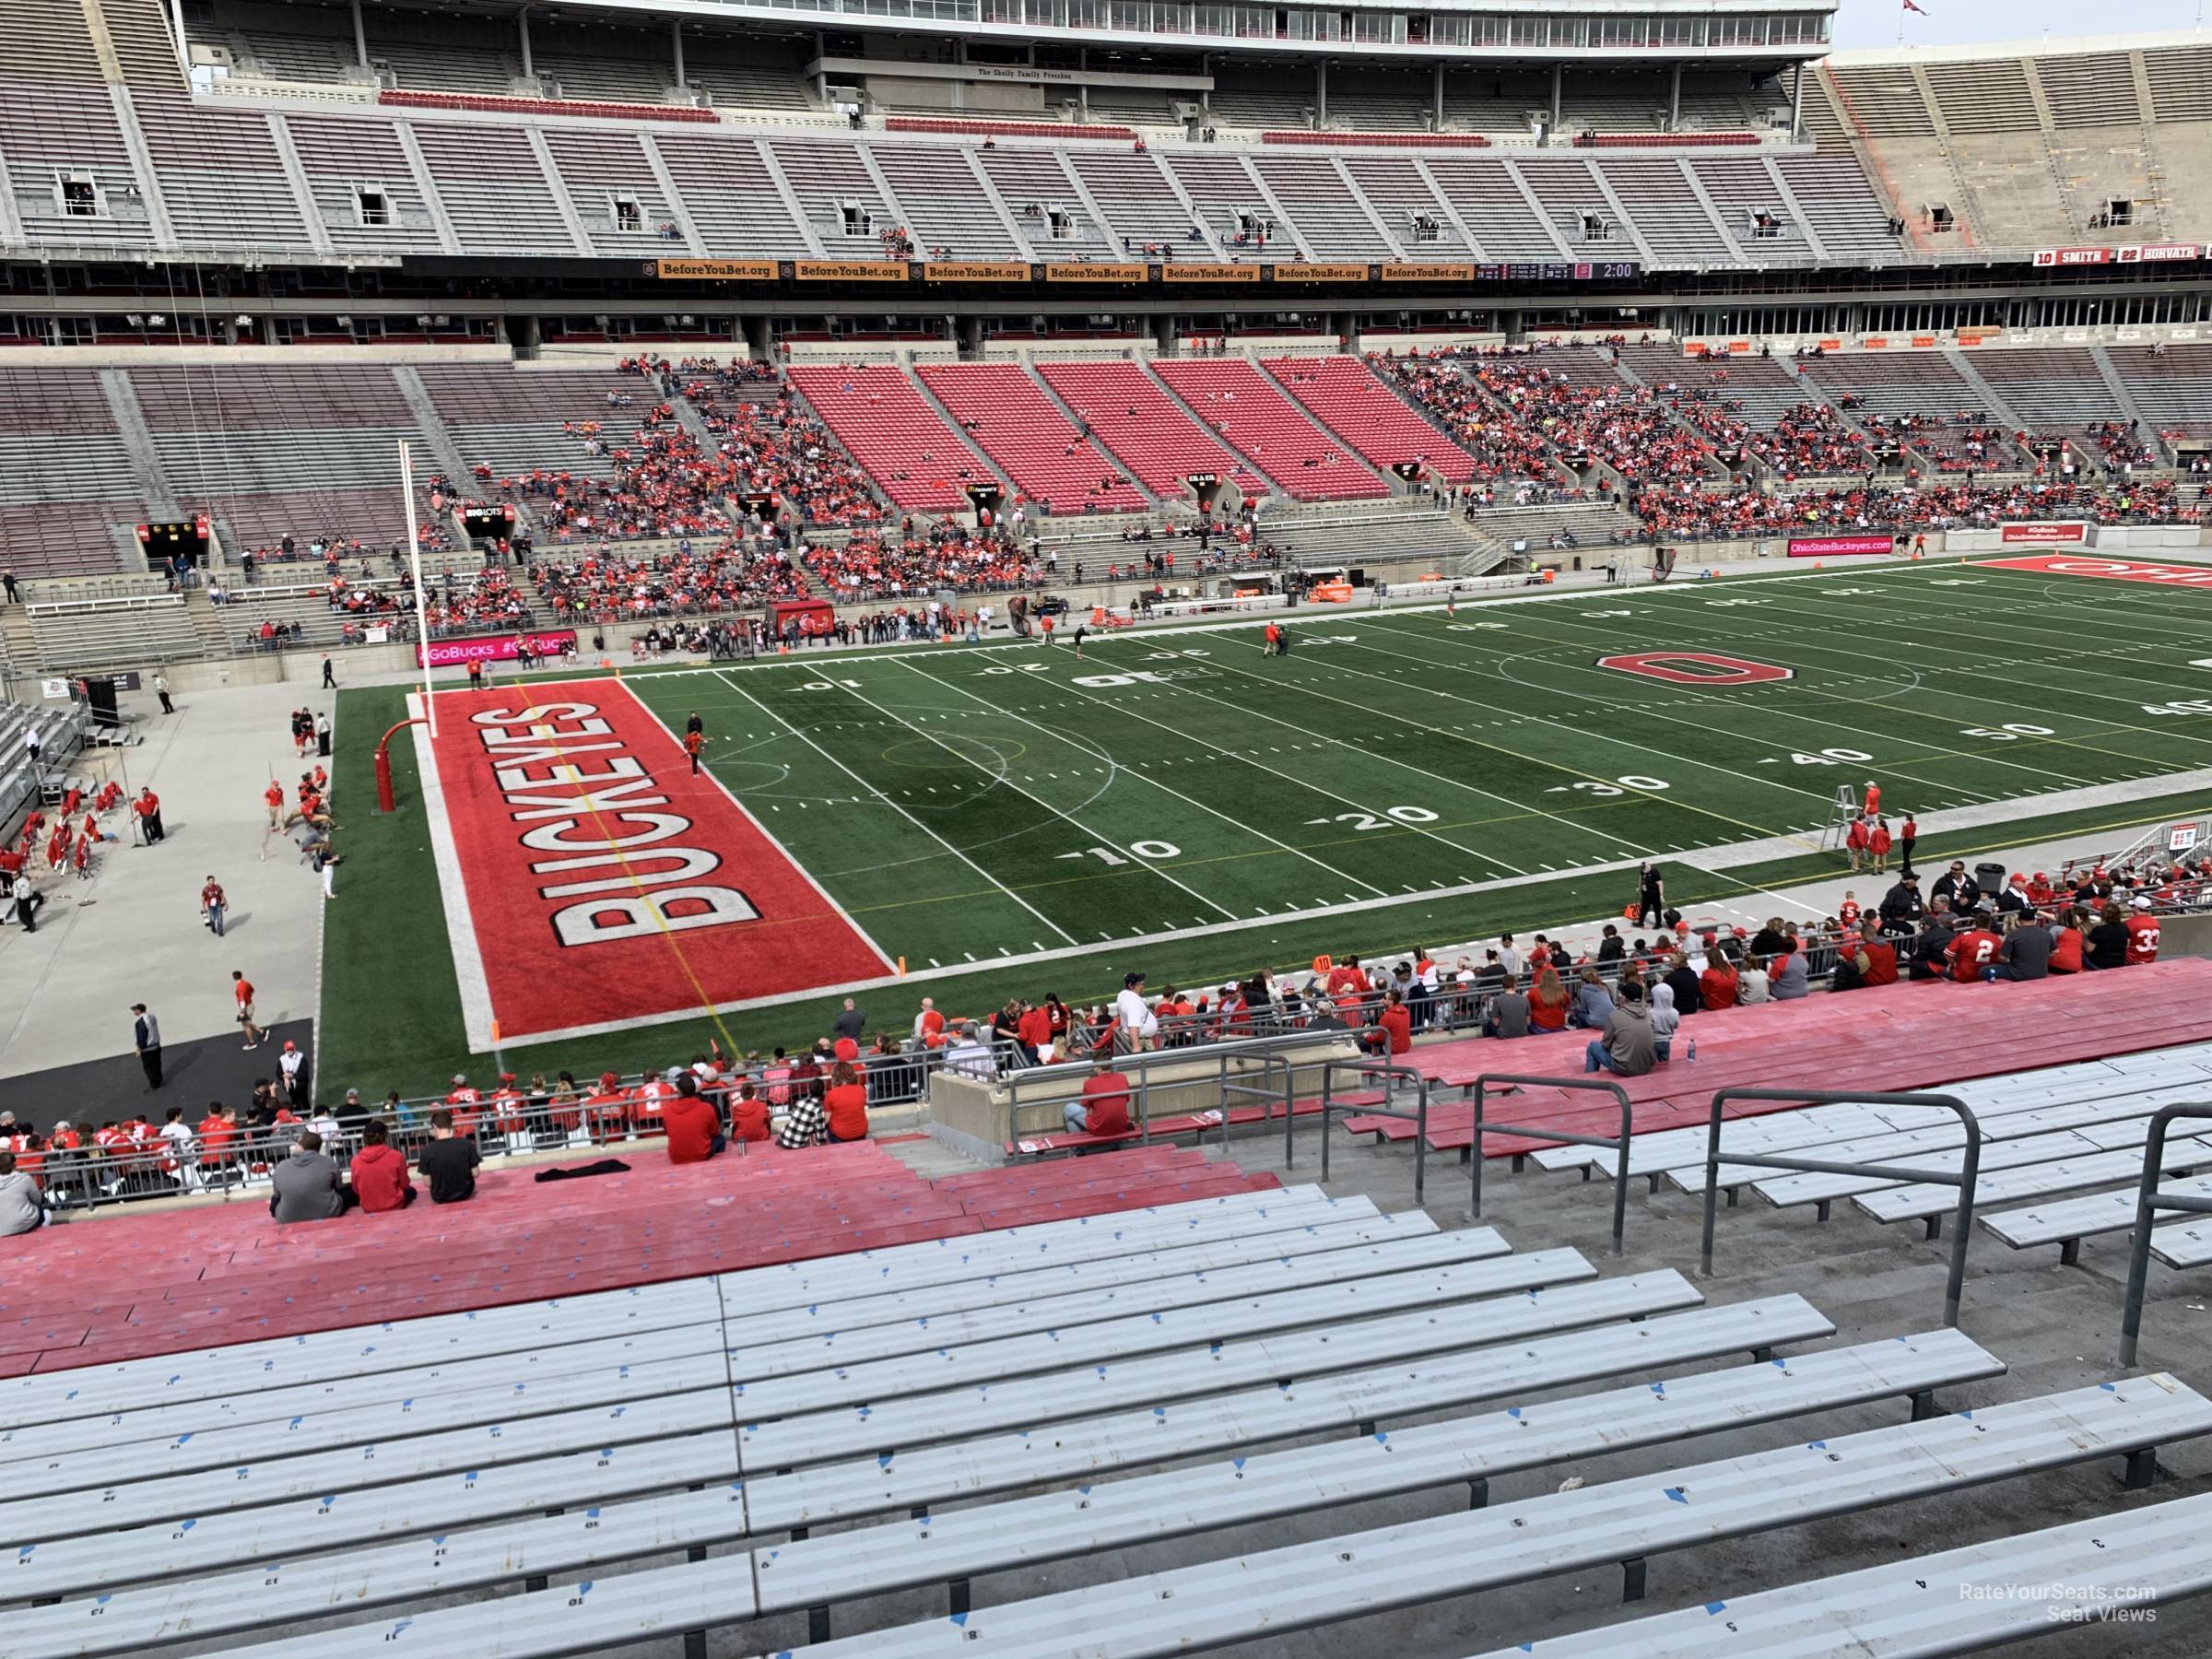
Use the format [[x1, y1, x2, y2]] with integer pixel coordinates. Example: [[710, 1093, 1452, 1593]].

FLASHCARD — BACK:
[[415, 679, 892, 1047]]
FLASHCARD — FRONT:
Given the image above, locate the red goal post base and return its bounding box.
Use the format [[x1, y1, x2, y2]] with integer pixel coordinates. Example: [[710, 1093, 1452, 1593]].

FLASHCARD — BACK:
[[374, 716, 429, 814]]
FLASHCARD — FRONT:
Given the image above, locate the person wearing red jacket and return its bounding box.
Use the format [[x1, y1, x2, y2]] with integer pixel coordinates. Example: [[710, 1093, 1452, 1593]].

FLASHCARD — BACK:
[[1376, 988, 1414, 1090], [1868, 818, 1893, 873], [822, 1061, 871, 1144], [729, 1082, 771, 1143], [1844, 815, 1869, 872], [2050, 914, 2086, 973], [663, 1075, 725, 1163], [350, 1119, 415, 1211], [1016, 1000, 1053, 1065]]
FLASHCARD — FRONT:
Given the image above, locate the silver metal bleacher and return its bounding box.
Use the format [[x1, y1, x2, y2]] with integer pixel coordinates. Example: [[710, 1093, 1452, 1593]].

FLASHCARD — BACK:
[[1464, 1488, 2212, 1656], [4, 1183, 1803, 1657], [10, 1177, 2206, 1659], [782, 1373, 2208, 1658]]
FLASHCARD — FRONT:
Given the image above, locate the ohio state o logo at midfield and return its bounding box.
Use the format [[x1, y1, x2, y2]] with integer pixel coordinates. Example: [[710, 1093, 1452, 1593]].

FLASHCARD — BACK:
[[1597, 651, 1794, 685]]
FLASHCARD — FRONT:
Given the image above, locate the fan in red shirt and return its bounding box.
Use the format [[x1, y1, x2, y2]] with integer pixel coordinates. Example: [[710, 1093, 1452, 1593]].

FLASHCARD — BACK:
[[444, 1075, 481, 1137], [1946, 922, 2004, 983], [350, 1119, 415, 1210], [1016, 1000, 1053, 1064], [196, 1104, 238, 1171], [1844, 817, 1869, 869], [728, 1083, 771, 1143], [823, 1061, 871, 1143], [1066, 1059, 1134, 1136], [2050, 919, 2086, 973], [1855, 924, 1900, 986], [1837, 892, 1861, 930], [2124, 903, 2162, 964], [1377, 990, 1414, 1059], [583, 1077, 630, 1141], [663, 1076, 725, 1162]]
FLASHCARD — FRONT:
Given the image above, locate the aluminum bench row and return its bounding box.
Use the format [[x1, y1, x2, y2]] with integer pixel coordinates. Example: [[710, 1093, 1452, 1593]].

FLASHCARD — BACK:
[[18, 1297, 1835, 1656], [1983, 1171, 2212, 1259], [1, 1186, 1371, 1424], [1677, 1083, 2212, 1197], [1724, 1119, 2208, 1215], [6, 1267, 1714, 1608], [10, 1295, 1831, 1653], [1853, 1137, 2212, 1229], [3, 1210, 1457, 1488], [1467, 1487, 2212, 1657], [214, 1329, 2007, 1658], [1527, 1047, 2212, 1180], [784, 1373, 2212, 1659], [2, 1230, 1552, 1541]]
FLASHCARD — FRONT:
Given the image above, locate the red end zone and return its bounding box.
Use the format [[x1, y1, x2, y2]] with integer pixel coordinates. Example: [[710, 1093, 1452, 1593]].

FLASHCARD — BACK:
[[1976, 554, 2212, 587], [417, 678, 893, 1047]]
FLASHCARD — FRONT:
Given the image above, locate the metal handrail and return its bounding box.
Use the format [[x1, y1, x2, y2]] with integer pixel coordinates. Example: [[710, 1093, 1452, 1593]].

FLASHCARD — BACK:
[[1698, 1087, 1982, 1329], [2117, 1102, 2212, 1367], [1314, 1058, 1429, 1206], [1467, 1074, 1632, 1255], [1005, 1030, 1318, 1153]]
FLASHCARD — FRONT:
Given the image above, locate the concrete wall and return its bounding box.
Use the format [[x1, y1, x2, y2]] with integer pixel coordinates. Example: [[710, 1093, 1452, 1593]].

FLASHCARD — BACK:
[[929, 1035, 1361, 1163]]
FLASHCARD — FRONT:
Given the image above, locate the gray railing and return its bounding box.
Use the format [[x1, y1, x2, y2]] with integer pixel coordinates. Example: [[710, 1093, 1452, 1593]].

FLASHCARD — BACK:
[[1466, 1074, 1632, 1255], [1310, 1058, 1430, 1206], [2117, 1102, 2212, 1367], [1698, 1087, 1982, 1329]]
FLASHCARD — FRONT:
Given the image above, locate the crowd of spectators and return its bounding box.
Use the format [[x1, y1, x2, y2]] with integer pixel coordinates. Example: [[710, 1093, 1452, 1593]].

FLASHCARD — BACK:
[[804, 523, 1041, 600], [6, 834, 2202, 1235], [1628, 475, 2187, 543], [530, 539, 809, 622]]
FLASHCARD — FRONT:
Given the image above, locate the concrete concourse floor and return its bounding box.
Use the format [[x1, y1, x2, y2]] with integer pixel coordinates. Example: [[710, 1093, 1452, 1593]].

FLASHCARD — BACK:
[[0, 679, 333, 1103]]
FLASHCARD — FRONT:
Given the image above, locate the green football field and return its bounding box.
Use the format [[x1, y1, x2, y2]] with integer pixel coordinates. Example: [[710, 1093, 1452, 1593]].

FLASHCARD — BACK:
[[321, 556, 2212, 1095]]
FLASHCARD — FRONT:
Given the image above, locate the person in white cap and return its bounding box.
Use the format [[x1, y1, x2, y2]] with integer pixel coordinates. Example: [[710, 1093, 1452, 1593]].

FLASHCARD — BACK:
[[277, 1040, 306, 1107]]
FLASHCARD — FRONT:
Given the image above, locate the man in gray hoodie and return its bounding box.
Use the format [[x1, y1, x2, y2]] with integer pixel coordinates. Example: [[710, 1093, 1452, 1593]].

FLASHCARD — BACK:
[[1584, 982, 1657, 1077], [269, 1131, 354, 1223], [0, 1151, 44, 1235]]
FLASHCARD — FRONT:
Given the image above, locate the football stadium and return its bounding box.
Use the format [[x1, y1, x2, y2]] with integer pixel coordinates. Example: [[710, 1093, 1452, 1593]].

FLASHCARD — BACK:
[[12, 0, 2212, 1652]]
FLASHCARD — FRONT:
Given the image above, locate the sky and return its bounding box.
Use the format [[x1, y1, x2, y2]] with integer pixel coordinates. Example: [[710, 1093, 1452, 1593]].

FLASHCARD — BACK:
[[1831, 0, 2210, 50]]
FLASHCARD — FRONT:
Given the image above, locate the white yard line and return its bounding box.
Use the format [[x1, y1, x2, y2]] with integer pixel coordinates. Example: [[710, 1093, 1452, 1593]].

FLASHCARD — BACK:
[[712, 670, 1077, 948]]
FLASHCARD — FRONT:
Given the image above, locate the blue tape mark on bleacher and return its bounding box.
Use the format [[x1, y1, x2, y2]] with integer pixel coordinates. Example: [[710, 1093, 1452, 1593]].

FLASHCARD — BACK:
[[2100, 1382, 2118, 1393], [1807, 1441, 1827, 1450], [1705, 1601, 1727, 1615], [1665, 1488, 1688, 1504], [1373, 1431, 1389, 1446]]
